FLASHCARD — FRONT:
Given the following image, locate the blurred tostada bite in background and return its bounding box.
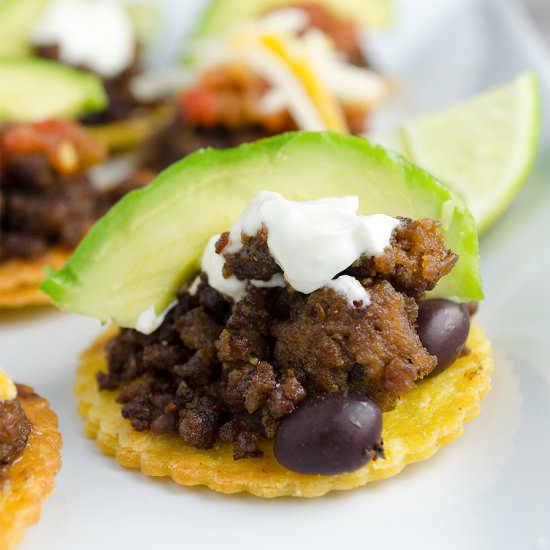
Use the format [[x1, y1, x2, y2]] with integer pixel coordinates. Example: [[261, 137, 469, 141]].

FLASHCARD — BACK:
[[0, 0, 169, 151], [136, 0, 393, 170], [0, 58, 155, 308]]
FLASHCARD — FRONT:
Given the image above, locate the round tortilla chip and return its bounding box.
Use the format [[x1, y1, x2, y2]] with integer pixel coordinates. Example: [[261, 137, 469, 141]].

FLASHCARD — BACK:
[[76, 324, 493, 498], [0, 385, 62, 550], [0, 249, 70, 308]]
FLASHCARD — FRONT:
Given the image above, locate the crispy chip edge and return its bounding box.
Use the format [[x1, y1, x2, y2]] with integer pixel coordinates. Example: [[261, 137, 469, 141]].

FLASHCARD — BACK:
[[75, 324, 493, 498], [0, 249, 70, 308], [0, 386, 63, 550]]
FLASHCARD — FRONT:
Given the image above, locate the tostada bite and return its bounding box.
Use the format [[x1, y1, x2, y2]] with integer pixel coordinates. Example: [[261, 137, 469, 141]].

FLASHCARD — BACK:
[[0, 58, 154, 307], [0, 368, 61, 550], [0, 0, 166, 151], [139, 0, 391, 171], [42, 132, 493, 497]]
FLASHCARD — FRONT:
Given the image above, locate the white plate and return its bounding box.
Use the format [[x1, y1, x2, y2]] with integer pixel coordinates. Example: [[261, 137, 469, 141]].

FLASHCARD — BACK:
[[2, 0, 550, 549]]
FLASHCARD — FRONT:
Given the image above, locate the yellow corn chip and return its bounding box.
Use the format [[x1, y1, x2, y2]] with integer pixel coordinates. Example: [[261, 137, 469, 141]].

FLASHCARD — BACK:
[[0, 249, 69, 308], [76, 324, 493, 498], [0, 386, 62, 550]]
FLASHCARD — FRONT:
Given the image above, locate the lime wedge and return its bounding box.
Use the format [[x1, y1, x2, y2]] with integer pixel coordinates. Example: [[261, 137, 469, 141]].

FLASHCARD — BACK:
[[398, 72, 540, 232]]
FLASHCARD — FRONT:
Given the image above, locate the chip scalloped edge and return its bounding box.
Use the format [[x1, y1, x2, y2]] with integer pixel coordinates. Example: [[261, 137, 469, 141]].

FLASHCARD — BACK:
[[75, 324, 493, 498], [0, 386, 62, 550]]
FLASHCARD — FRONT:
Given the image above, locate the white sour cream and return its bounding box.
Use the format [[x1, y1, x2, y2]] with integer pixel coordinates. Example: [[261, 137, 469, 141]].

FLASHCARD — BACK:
[[200, 236, 287, 301], [221, 192, 399, 295], [250, 273, 286, 289], [200, 192, 399, 302], [201, 235, 248, 302], [136, 300, 177, 335], [136, 193, 398, 334], [187, 275, 201, 296], [326, 275, 371, 308], [31, 1, 135, 78]]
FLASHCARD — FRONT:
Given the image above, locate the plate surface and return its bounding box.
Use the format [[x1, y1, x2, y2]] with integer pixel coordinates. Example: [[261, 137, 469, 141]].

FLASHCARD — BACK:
[[1, 0, 549, 549]]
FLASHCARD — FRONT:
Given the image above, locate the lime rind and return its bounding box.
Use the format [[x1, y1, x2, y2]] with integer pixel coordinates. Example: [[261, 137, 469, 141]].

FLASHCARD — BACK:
[[477, 73, 541, 233], [399, 72, 541, 233]]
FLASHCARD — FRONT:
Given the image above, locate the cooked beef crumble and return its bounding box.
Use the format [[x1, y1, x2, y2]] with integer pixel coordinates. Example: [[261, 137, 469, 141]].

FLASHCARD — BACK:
[[100, 217, 457, 459], [273, 281, 436, 411], [1, 158, 100, 261], [222, 225, 281, 282], [347, 218, 458, 300], [0, 121, 151, 262], [0, 397, 31, 471], [139, 115, 274, 173]]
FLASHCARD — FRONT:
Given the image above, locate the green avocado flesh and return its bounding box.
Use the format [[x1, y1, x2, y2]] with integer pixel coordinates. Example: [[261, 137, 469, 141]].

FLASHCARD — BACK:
[[0, 0, 50, 57], [0, 57, 107, 122], [195, 0, 393, 39], [42, 132, 483, 329]]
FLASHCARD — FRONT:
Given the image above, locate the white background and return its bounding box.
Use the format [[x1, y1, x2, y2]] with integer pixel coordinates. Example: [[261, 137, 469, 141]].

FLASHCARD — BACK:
[[1, 1, 550, 549]]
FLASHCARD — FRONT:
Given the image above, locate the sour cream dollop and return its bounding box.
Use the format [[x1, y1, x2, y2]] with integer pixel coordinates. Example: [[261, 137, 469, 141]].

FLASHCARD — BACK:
[[326, 275, 371, 307], [31, 1, 135, 78], [205, 191, 400, 303], [136, 300, 177, 335], [135, 192, 399, 334], [200, 235, 287, 302]]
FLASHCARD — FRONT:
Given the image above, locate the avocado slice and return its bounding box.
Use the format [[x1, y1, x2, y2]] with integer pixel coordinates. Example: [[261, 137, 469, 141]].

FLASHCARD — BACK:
[[0, 57, 107, 122], [0, 0, 50, 57], [194, 0, 393, 39], [42, 131, 483, 329]]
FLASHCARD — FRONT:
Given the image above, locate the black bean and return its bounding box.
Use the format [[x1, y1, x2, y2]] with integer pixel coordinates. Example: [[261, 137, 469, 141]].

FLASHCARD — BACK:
[[417, 299, 470, 372], [274, 392, 382, 475]]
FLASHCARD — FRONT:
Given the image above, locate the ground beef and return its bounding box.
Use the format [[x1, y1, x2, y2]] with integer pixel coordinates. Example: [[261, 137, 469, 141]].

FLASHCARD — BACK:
[[0, 398, 31, 471], [34, 44, 156, 125], [147, 79, 367, 174], [219, 417, 263, 459], [139, 115, 275, 173], [347, 218, 458, 299], [0, 155, 99, 261], [273, 282, 436, 411], [102, 216, 456, 458], [219, 225, 281, 282], [102, 283, 309, 459], [218, 219, 457, 300], [0, 124, 151, 263]]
